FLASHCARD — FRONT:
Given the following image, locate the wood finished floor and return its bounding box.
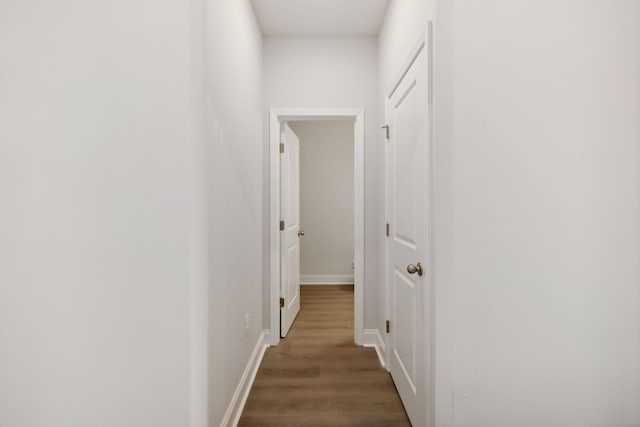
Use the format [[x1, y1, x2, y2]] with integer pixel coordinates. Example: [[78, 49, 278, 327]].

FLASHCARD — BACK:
[[238, 285, 411, 427]]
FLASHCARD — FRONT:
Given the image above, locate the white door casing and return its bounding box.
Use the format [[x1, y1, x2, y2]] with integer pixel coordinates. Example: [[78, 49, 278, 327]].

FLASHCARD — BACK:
[[386, 27, 432, 427], [280, 124, 302, 337], [269, 108, 365, 347]]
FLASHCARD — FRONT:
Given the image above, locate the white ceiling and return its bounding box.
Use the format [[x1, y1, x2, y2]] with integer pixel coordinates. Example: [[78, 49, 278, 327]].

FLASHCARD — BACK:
[[251, 0, 390, 37]]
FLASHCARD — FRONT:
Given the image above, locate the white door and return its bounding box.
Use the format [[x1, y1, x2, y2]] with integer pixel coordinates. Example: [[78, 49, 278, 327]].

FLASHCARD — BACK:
[[387, 45, 431, 427], [280, 123, 301, 337]]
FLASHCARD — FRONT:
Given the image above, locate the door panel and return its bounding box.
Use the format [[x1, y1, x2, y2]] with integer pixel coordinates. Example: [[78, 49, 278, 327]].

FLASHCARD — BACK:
[[393, 268, 417, 391], [393, 82, 419, 249], [280, 124, 301, 337], [387, 45, 430, 427]]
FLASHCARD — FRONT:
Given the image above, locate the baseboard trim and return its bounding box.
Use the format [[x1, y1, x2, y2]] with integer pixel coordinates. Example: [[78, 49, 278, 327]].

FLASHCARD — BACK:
[[301, 274, 354, 285], [362, 329, 386, 368], [264, 329, 279, 346], [219, 330, 267, 427]]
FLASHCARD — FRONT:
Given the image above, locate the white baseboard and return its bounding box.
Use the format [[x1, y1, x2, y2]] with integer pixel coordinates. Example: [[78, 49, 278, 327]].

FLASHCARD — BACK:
[[264, 329, 279, 346], [219, 330, 268, 427], [300, 274, 354, 285], [362, 328, 386, 368]]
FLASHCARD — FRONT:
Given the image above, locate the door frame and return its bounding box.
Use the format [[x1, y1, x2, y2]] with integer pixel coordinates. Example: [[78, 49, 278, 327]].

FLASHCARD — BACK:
[[268, 108, 365, 346], [384, 22, 434, 425]]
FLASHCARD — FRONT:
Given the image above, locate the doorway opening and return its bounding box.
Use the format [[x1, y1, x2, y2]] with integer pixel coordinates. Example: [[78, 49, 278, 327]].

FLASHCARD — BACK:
[[268, 108, 365, 347]]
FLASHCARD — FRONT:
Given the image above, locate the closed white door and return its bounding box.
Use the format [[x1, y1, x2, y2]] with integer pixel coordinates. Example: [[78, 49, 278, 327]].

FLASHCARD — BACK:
[[280, 124, 301, 337], [387, 45, 431, 427]]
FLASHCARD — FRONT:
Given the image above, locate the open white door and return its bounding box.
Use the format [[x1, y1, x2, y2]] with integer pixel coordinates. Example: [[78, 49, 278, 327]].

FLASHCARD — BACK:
[[280, 124, 302, 337], [387, 42, 431, 426]]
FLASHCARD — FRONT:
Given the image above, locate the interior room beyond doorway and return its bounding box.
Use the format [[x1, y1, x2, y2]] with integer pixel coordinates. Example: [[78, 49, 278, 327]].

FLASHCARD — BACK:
[[288, 120, 355, 287]]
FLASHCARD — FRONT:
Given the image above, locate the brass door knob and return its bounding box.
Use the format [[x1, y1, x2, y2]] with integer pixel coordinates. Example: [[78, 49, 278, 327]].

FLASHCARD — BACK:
[[407, 262, 424, 276], [298, 230, 305, 237]]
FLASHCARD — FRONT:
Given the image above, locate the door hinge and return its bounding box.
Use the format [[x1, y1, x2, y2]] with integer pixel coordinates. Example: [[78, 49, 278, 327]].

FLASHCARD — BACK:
[[279, 143, 285, 153], [382, 125, 390, 140], [280, 297, 285, 308], [280, 220, 285, 231], [385, 222, 390, 237], [386, 320, 390, 334]]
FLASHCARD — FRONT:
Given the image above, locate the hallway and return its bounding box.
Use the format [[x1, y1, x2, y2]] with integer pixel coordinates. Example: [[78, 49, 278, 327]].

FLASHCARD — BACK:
[[2, 1, 639, 426], [239, 286, 410, 426]]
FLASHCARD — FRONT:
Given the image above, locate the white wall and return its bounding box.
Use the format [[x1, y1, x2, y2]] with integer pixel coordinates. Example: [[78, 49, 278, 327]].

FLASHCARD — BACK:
[[0, 0, 265, 425], [432, 1, 640, 426], [380, 1, 640, 425], [263, 37, 379, 327], [0, 0, 206, 425], [288, 120, 355, 282], [204, 0, 265, 424]]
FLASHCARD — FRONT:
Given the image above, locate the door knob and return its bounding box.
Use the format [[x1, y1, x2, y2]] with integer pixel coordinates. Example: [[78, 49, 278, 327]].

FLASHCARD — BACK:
[[406, 262, 424, 276], [298, 230, 305, 237]]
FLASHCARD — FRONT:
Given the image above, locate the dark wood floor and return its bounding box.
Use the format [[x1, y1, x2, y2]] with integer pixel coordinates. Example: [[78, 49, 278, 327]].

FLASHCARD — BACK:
[[238, 285, 411, 427]]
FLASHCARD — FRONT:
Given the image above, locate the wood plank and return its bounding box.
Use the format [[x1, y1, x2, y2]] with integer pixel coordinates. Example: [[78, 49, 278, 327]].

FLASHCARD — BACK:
[[238, 285, 410, 426]]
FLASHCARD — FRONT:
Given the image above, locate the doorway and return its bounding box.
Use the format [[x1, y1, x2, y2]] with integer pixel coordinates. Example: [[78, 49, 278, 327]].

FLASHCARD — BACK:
[[268, 108, 365, 346]]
